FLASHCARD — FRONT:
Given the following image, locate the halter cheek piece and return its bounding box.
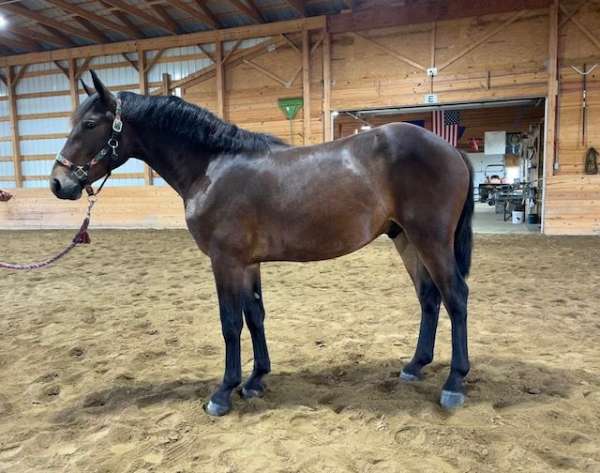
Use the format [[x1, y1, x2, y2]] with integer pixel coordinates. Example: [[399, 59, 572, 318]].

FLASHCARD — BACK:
[[55, 95, 123, 194]]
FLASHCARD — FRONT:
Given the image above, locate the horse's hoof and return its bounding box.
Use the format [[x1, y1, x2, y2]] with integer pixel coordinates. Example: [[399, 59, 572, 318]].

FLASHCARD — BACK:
[[239, 386, 264, 399], [204, 400, 231, 417], [440, 390, 465, 410], [399, 369, 420, 382]]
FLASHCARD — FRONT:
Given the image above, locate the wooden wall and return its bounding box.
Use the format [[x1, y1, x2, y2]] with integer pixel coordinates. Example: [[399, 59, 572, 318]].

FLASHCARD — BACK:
[[0, 1, 599, 234]]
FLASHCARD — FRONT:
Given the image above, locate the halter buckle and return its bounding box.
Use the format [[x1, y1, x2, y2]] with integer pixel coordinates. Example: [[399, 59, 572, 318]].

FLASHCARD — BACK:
[[112, 118, 123, 133]]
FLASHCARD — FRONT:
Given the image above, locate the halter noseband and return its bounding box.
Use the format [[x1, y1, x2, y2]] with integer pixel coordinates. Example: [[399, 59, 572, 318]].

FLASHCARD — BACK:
[[55, 95, 123, 193]]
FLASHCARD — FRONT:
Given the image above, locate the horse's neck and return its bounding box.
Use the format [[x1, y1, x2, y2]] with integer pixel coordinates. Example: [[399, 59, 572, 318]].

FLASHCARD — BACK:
[[137, 133, 212, 198]]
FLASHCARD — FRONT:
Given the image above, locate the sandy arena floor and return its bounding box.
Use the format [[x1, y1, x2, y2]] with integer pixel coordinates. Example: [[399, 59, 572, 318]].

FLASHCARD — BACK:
[[0, 231, 599, 473]]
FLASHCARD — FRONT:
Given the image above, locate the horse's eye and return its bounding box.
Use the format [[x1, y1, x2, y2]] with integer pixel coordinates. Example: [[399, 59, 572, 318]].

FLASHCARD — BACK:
[[84, 121, 96, 129]]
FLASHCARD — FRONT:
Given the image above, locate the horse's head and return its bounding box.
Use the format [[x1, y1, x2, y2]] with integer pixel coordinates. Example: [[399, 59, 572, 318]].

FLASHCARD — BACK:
[[50, 70, 132, 200]]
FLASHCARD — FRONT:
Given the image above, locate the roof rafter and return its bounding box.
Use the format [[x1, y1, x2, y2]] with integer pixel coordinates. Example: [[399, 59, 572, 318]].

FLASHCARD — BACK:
[[193, 1, 221, 27], [225, 0, 265, 23], [100, 1, 145, 38], [167, 0, 218, 29], [148, 3, 182, 34], [282, 0, 306, 17], [45, 0, 135, 39], [0, 3, 99, 43], [101, 0, 178, 34]]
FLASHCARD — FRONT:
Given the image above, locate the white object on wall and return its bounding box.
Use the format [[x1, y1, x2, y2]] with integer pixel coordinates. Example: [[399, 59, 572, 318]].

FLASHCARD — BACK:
[[484, 131, 506, 155]]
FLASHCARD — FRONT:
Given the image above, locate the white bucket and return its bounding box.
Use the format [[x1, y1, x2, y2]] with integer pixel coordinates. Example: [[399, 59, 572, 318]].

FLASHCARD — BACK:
[[512, 210, 525, 224]]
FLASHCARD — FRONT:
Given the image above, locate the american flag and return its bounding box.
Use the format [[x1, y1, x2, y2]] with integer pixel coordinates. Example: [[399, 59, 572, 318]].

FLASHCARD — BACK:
[[432, 110, 460, 147]]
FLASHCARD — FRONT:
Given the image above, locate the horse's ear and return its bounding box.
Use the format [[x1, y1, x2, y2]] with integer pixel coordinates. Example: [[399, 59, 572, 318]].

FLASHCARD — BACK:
[[89, 69, 116, 110], [80, 79, 93, 97]]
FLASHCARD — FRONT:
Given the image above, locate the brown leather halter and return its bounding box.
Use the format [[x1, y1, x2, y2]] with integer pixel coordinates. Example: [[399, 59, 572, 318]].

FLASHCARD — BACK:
[[55, 95, 123, 195]]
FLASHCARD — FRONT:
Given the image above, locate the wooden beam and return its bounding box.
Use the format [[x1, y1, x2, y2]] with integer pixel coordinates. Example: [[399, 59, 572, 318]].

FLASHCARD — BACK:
[[198, 44, 216, 62], [3, 24, 71, 48], [226, 0, 263, 23], [545, 0, 559, 179], [7, 66, 23, 188], [223, 40, 242, 63], [101, 0, 178, 34], [144, 49, 166, 73], [0, 3, 101, 43], [559, 3, 600, 53], [0, 17, 327, 67], [162, 73, 172, 95], [137, 48, 153, 186], [150, 3, 182, 34], [302, 30, 311, 145], [281, 33, 302, 55], [354, 32, 427, 72], [168, 0, 218, 29], [327, 0, 551, 34], [122, 53, 139, 72], [242, 59, 290, 87], [76, 57, 94, 81], [0, 33, 39, 52], [283, 0, 306, 17], [216, 41, 225, 119], [100, 1, 145, 38], [194, 1, 221, 28], [68, 58, 79, 110], [288, 33, 323, 86], [437, 10, 527, 72], [323, 32, 332, 142], [559, 0, 587, 28], [45, 0, 133, 38]]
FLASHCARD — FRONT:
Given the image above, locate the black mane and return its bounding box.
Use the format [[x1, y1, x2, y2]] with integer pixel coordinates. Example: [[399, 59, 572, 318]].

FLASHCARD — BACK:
[[121, 92, 288, 154]]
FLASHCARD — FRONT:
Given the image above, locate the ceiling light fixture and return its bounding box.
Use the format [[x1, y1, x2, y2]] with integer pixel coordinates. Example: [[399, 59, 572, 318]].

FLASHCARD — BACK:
[[0, 14, 7, 29]]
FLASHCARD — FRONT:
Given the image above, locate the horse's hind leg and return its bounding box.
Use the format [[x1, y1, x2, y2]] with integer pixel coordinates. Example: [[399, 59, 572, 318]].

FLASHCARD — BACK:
[[240, 264, 271, 399], [393, 234, 441, 381]]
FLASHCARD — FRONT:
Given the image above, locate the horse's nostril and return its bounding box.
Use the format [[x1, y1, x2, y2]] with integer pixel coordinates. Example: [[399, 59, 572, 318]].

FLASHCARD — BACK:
[[51, 178, 61, 194]]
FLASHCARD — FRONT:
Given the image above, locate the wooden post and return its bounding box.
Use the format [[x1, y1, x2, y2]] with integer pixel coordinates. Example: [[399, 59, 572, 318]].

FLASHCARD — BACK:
[[542, 0, 559, 234], [137, 48, 153, 185], [215, 40, 225, 119], [302, 29, 311, 145], [322, 31, 332, 142], [7, 66, 23, 188], [430, 21, 436, 94], [162, 72, 171, 95], [68, 58, 79, 109]]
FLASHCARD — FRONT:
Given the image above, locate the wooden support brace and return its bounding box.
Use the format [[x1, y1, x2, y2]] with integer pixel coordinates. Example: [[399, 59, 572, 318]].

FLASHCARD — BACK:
[[437, 10, 526, 72], [559, 0, 587, 28], [216, 41, 225, 119], [354, 32, 427, 72], [68, 58, 79, 109], [243, 59, 290, 87], [288, 34, 324, 86], [559, 3, 600, 52], [223, 40, 242, 63], [76, 57, 94, 81], [323, 32, 332, 142], [122, 53, 139, 72], [144, 49, 166, 74]]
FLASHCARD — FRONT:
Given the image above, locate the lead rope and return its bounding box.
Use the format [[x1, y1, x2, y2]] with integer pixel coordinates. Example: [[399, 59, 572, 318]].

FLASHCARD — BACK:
[[0, 187, 102, 271]]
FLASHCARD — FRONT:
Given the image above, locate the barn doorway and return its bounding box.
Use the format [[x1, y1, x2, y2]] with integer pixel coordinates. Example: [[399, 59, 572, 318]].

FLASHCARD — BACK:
[[333, 99, 546, 234]]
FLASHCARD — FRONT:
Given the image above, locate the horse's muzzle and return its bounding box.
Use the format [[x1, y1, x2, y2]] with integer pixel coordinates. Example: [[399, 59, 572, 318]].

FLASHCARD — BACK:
[[50, 176, 83, 200]]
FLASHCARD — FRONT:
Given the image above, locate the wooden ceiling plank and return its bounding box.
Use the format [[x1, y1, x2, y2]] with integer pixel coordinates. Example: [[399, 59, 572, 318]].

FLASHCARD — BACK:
[[0, 3, 100, 43], [101, 0, 178, 34], [167, 0, 218, 29], [41, 25, 77, 47], [45, 0, 133, 38], [73, 17, 110, 43]]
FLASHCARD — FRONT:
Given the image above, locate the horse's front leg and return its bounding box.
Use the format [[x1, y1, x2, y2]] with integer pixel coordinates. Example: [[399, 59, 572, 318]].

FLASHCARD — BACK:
[[240, 264, 271, 399], [205, 256, 245, 417]]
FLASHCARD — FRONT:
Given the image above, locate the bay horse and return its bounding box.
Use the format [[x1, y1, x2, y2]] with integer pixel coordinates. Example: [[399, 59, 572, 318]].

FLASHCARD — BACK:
[[50, 71, 474, 416]]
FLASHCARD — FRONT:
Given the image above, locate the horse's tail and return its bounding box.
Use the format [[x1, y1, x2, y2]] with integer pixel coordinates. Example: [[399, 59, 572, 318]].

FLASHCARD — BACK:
[[454, 150, 474, 278]]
